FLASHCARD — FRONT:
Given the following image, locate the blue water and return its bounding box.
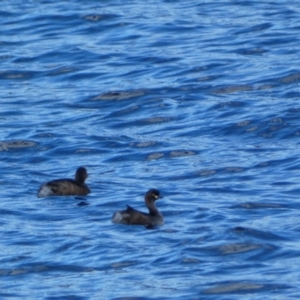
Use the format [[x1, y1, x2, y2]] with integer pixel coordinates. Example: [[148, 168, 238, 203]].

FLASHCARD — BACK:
[[1, 0, 300, 299]]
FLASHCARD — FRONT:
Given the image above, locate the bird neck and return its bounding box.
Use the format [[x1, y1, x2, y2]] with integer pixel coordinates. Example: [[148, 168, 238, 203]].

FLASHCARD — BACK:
[[146, 199, 159, 215]]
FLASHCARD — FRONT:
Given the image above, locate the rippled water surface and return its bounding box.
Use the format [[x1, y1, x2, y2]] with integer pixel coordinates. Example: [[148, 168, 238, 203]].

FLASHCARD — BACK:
[[1, 0, 300, 299]]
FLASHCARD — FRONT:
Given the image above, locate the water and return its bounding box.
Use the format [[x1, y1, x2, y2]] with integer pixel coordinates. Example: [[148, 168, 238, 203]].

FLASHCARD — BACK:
[[1, 0, 300, 298]]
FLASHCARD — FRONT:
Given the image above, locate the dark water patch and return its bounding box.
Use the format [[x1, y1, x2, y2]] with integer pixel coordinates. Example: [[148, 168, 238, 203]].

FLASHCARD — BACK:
[[202, 281, 290, 295], [82, 14, 119, 22], [0, 209, 24, 216], [126, 54, 181, 66], [150, 253, 180, 266], [112, 298, 170, 300], [91, 90, 145, 101], [107, 116, 176, 131], [77, 201, 89, 207], [0, 70, 38, 80], [47, 66, 78, 76], [0, 140, 37, 151], [0, 255, 32, 264], [234, 22, 273, 35], [286, 107, 300, 114], [51, 242, 79, 254], [110, 261, 138, 269], [0, 292, 21, 298], [6, 263, 96, 276], [182, 241, 267, 259], [253, 156, 297, 169], [271, 180, 297, 186], [130, 141, 159, 148], [169, 150, 196, 158], [222, 167, 245, 173], [145, 152, 165, 161], [6, 12, 81, 27], [0, 54, 14, 61], [231, 226, 289, 241], [190, 169, 217, 178], [31, 48, 87, 64], [45, 296, 87, 300], [219, 243, 264, 255], [137, 117, 174, 125], [181, 257, 201, 264], [0, 10, 18, 17], [210, 100, 247, 110], [108, 105, 140, 117], [231, 202, 287, 210], [235, 47, 267, 56], [42, 144, 108, 157], [211, 85, 253, 94], [207, 115, 293, 140], [279, 71, 300, 84]]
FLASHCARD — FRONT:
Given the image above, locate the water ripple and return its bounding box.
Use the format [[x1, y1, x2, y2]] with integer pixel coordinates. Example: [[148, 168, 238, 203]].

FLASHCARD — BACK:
[[1, 0, 300, 298]]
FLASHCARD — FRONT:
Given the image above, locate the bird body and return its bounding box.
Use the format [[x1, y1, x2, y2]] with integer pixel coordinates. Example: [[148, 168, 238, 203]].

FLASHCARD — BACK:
[[112, 189, 163, 226], [37, 167, 90, 198]]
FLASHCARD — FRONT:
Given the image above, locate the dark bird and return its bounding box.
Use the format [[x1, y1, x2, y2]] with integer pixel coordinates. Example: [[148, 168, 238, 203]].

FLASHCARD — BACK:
[[112, 189, 164, 226], [37, 166, 90, 198]]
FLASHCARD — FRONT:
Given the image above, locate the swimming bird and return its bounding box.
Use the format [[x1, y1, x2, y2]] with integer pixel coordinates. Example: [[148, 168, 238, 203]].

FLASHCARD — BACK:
[[37, 166, 90, 198], [112, 189, 164, 226]]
